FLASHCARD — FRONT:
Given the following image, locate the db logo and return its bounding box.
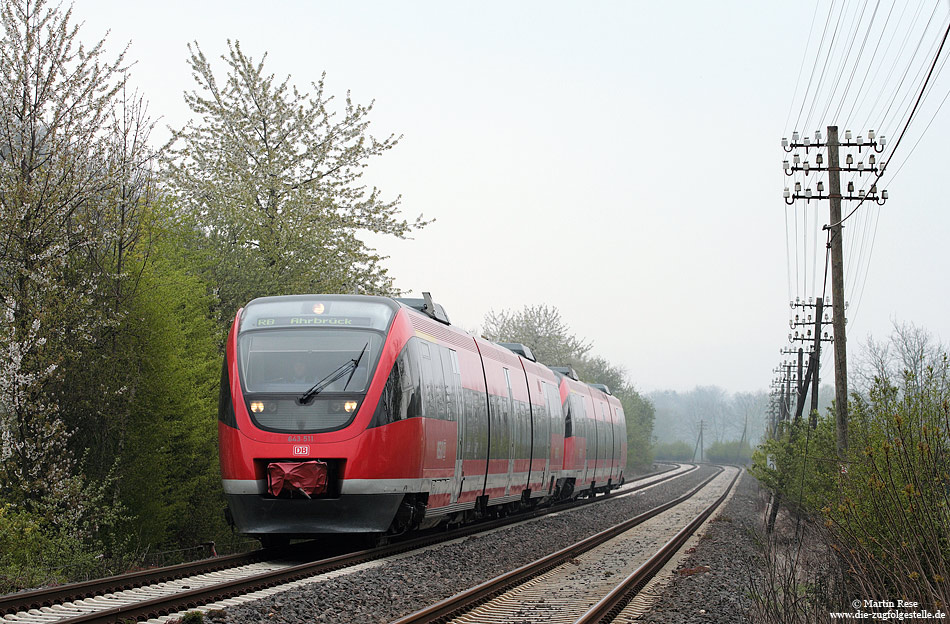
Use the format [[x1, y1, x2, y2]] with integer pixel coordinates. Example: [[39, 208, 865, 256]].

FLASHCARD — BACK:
[[292, 445, 309, 456]]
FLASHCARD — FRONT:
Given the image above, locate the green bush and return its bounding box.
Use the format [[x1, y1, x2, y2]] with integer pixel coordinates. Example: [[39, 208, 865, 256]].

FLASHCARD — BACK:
[[705, 439, 755, 464], [826, 373, 950, 606], [0, 503, 110, 593], [653, 440, 694, 461], [752, 365, 950, 612]]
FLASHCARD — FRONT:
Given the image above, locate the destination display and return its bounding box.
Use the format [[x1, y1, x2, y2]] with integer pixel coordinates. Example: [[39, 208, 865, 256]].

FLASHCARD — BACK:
[[240, 297, 396, 333], [252, 316, 373, 327]]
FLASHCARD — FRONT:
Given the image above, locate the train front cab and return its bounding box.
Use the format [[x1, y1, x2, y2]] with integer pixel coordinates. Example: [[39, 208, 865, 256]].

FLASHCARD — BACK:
[[219, 295, 438, 539]]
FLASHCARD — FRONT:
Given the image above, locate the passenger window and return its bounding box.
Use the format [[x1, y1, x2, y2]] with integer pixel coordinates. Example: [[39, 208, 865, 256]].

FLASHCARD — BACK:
[[564, 396, 573, 438]]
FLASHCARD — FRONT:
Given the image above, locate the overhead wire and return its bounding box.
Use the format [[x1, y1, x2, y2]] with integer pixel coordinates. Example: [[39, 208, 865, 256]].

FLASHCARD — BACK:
[[843, 0, 900, 129], [817, 0, 871, 125], [845, 30, 950, 325], [814, 7, 950, 336], [794, 0, 843, 135], [802, 0, 850, 132], [885, 52, 950, 182], [786, 0, 826, 137], [880, 9, 950, 143], [835, 8, 950, 233], [863, 0, 929, 134], [846, 0, 914, 129], [874, 0, 942, 134], [831, 0, 881, 123]]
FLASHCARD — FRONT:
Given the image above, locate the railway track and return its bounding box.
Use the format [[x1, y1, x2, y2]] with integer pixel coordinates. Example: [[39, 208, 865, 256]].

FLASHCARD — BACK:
[[392, 465, 740, 624], [0, 463, 693, 624]]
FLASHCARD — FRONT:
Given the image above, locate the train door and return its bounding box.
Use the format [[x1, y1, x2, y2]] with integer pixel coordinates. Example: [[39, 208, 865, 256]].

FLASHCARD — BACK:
[[572, 393, 590, 487], [441, 348, 463, 503], [503, 368, 514, 496], [543, 381, 563, 479], [529, 377, 550, 496], [601, 402, 613, 484], [616, 406, 627, 475], [418, 341, 456, 508]]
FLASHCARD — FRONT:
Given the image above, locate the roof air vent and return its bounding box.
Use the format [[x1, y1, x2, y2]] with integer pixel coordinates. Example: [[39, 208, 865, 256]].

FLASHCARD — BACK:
[[395, 291, 451, 325], [550, 366, 579, 381], [498, 343, 536, 362]]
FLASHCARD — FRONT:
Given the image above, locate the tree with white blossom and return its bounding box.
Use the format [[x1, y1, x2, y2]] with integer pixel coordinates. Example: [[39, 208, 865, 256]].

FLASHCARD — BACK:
[[0, 0, 127, 517], [165, 40, 430, 324]]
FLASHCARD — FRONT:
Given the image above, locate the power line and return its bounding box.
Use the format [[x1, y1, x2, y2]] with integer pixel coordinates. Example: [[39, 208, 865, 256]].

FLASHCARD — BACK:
[[843, 0, 900, 129], [794, 0, 843, 134]]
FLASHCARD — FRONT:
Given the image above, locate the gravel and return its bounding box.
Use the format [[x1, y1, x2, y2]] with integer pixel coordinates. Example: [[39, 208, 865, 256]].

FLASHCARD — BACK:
[[202, 465, 724, 624], [633, 471, 765, 624]]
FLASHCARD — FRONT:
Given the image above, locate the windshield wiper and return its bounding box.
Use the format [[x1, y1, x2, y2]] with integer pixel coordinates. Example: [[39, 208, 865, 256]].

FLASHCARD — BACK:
[[298, 342, 369, 404]]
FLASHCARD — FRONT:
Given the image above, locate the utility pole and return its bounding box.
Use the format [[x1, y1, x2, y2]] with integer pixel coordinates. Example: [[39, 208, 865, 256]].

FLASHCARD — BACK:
[[692, 419, 705, 463], [796, 347, 804, 424], [826, 126, 849, 458], [810, 298, 824, 427], [699, 419, 704, 463], [787, 297, 830, 427], [782, 127, 888, 459]]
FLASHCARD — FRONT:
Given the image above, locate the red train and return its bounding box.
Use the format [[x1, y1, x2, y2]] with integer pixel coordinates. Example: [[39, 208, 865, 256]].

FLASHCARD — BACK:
[[219, 294, 628, 544]]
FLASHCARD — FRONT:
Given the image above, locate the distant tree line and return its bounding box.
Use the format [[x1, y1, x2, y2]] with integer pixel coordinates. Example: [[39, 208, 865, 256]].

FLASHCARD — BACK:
[[649, 386, 778, 453], [0, 0, 427, 590]]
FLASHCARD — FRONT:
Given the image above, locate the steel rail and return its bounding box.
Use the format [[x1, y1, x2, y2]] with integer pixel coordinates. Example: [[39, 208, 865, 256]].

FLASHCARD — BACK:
[[2, 463, 694, 622], [575, 467, 743, 624], [0, 549, 273, 616], [390, 466, 724, 624]]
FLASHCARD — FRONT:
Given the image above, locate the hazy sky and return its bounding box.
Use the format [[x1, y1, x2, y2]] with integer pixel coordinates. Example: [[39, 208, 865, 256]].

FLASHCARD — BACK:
[[72, 1, 950, 394]]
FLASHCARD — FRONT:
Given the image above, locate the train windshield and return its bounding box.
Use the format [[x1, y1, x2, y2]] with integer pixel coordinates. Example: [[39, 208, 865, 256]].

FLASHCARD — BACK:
[[237, 298, 394, 395], [238, 329, 383, 394]]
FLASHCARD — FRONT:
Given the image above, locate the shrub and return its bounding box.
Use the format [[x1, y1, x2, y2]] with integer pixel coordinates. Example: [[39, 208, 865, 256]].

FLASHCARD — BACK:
[[653, 440, 694, 461], [706, 439, 755, 464]]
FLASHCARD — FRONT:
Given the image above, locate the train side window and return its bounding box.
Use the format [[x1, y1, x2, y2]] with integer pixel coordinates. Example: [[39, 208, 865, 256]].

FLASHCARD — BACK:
[[572, 394, 586, 440], [440, 346, 460, 422], [372, 338, 422, 427], [425, 342, 446, 419], [564, 395, 573, 438]]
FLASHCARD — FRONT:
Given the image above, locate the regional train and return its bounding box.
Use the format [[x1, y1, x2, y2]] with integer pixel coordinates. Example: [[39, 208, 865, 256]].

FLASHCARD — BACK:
[[218, 294, 628, 545]]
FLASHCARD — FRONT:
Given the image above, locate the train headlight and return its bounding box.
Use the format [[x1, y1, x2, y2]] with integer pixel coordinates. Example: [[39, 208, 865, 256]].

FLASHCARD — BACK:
[[344, 400, 358, 413], [250, 401, 265, 413]]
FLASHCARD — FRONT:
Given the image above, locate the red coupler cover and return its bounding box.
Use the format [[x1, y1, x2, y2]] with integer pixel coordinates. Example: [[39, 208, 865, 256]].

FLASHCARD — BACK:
[[266, 460, 328, 498]]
